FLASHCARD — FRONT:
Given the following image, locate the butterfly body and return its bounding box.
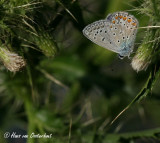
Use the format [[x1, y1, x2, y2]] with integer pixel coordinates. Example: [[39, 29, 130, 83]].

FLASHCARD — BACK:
[[83, 11, 139, 59]]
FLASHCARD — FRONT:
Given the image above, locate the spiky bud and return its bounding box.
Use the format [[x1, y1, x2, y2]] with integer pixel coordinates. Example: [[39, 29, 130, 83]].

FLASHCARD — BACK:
[[33, 28, 58, 57], [131, 29, 160, 72], [131, 45, 152, 72], [0, 47, 26, 72]]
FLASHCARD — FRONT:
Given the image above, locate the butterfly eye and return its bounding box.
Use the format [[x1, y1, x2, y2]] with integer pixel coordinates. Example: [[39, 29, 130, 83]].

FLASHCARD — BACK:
[[119, 54, 124, 59]]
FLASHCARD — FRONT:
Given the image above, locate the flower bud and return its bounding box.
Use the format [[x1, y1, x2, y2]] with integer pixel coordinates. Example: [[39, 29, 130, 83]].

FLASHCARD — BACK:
[[131, 42, 152, 72], [131, 30, 157, 72], [0, 48, 26, 72]]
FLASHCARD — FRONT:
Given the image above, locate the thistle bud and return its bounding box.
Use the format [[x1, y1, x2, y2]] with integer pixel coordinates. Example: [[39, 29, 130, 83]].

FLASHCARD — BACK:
[[131, 29, 158, 72], [33, 28, 58, 57], [131, 46, 151, 72], [0, 48, 26, 72]]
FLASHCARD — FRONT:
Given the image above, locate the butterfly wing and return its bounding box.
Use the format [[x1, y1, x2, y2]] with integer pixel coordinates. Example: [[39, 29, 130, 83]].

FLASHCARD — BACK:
[[83, 12, 139, 57], [83, 20, 120, 53], [105, 12, 138, 56]]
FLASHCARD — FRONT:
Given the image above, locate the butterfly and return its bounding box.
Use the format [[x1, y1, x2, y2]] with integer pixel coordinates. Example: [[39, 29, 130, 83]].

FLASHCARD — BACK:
[[83, 11, 139, 59]]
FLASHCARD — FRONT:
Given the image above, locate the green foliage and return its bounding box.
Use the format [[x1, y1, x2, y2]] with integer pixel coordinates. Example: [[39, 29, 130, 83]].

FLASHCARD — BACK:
[[0, 0, 160, 143]]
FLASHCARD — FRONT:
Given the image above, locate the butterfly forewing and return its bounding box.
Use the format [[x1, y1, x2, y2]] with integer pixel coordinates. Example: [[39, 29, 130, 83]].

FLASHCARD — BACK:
[[83, 20, 120, 53]]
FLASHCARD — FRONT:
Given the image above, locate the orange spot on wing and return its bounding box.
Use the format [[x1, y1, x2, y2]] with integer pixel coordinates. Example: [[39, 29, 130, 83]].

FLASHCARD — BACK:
[[115, 16, 118, 19], [112, 20, 115, 24], [119, 16, 123, 19], [127, 19, 132, 23], [123, 17, 127, 20], [132, 23, 136, 26]]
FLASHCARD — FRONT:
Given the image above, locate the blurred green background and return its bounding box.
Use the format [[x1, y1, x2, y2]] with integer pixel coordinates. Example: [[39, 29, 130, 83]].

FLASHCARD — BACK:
[[0, 0, 160, 143]]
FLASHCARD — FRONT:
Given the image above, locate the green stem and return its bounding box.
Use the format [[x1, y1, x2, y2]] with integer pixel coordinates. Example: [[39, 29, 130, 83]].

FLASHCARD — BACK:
[[111, 65, 160, 125], [25, 99, 36, 143], [152, 0, 159, 21]]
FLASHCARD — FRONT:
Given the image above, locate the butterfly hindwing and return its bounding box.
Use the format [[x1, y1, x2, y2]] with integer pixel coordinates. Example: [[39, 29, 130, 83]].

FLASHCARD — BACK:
[[105, 12, 138, 54]]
